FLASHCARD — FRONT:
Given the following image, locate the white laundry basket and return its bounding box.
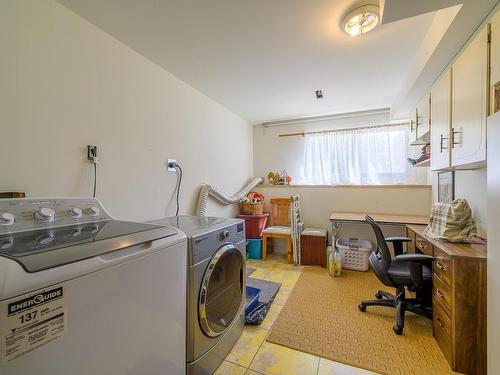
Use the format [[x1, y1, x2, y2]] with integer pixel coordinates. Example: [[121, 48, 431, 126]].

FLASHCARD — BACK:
[[336, 238, 373, 271]]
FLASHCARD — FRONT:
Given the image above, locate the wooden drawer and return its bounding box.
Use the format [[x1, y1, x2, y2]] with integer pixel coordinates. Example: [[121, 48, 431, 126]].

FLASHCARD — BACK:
[[415, 234, 433, 256], [434, 247, 452, 286], [406, 228, 416, 253], [433, 274, 452, 317], [433, 302, 452, 365]]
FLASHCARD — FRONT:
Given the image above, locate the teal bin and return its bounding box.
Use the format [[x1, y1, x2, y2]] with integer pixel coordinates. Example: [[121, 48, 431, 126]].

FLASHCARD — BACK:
[[247, 238, 262, 259]]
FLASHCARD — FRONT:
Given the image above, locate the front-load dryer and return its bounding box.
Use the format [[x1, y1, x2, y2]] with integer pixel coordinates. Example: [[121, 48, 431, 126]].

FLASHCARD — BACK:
[[150, 216, 246, 375]]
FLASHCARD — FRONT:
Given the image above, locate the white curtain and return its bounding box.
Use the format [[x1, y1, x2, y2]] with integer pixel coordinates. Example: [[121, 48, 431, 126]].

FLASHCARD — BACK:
[[300, 124, 414, 185]]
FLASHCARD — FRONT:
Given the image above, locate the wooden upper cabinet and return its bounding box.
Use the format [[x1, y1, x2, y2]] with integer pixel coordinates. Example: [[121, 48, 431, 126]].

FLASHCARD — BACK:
[[451, 25, 489, 168], [430, 69, 452, 171], [416, 93, 431, 139]]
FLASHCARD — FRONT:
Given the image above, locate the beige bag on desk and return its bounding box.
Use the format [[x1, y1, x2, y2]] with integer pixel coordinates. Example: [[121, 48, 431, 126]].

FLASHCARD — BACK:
[[423, 199, 477, 242]]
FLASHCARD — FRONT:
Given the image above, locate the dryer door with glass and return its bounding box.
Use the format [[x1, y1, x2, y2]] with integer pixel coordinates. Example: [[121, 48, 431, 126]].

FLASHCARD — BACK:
[[199, 244, 245, 337]]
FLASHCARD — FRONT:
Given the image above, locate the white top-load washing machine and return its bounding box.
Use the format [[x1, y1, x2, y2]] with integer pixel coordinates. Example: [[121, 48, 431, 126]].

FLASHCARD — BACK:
[[149, 216, 246, 375], [0, 198, 187, 375]]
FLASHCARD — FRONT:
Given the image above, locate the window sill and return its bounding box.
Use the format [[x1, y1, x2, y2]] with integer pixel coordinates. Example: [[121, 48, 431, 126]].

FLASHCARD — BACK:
[[257, 184, 432, 189]]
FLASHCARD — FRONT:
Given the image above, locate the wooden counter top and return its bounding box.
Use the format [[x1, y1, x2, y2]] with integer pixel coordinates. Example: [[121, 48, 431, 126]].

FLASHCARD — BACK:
[[407, 224, 487, 260]]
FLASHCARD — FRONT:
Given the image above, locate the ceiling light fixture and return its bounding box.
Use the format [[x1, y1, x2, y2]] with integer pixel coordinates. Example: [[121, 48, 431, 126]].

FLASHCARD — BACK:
[[343, 4, 380, 37]]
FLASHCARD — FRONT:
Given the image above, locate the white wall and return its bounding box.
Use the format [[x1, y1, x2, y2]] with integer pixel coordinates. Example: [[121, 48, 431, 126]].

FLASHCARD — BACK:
[[429, 169, 487, 238], [0, 0, 252, 221], [253, 111, 432, 245], [253, 111, 428, 184], [254, 185, 432, 247]]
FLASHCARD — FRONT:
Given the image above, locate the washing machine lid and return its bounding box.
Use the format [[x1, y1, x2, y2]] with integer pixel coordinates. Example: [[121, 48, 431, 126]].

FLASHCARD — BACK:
[[152, 215, 228, 236], [0, 220, 177, 273]]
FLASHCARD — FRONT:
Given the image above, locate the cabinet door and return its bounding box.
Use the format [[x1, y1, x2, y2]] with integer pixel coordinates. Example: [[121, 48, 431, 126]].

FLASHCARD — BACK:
[[416, 93, 430, 139], [491, 9, 500, 114], [431, 70, 452, 171], [491, 9, 500, 87], [408, 108, 418, 144], [451, 26, 488, 168]]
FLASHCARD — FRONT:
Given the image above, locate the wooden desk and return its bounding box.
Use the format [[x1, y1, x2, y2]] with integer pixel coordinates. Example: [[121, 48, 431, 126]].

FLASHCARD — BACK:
[[406, 224, 487, 375], [329, 212, 429, 245]]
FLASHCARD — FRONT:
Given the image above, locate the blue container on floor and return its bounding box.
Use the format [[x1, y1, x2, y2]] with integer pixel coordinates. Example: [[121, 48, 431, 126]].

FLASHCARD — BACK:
[[247, 238, 262, 259], [245, 286, 261, 315]]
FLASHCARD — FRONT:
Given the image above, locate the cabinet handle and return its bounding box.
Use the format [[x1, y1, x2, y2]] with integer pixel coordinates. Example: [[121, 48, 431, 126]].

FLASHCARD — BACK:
[[435, 261, 447, 271], [436, 289, 445, 299], [436, 317, 445, 328], [440, 134, 448, 152], [451, 128, 462, 147], [416, 114, 421, 126], [417, 241, 428, 251], [410, 120, 415, 132]]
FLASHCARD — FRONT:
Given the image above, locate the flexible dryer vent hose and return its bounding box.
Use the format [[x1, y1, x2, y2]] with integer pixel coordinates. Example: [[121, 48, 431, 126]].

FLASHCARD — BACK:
[[196, 177, 263, 216]]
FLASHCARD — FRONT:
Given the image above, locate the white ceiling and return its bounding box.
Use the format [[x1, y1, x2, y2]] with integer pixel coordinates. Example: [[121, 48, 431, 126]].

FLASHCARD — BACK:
[[59, 0, 497, 124]]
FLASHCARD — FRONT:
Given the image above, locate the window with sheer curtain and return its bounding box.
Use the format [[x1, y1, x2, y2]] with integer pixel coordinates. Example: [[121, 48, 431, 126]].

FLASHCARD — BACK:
[[299, 124, 414, 185]]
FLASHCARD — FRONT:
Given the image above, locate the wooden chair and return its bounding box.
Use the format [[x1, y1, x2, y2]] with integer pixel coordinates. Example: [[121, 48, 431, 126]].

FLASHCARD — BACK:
[[262, 196, 302, 263]]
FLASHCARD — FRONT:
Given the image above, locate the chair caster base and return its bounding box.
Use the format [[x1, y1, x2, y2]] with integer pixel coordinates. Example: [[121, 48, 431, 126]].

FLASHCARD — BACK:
[[393, 325, 403, 335], [358, 304, 366, 312]]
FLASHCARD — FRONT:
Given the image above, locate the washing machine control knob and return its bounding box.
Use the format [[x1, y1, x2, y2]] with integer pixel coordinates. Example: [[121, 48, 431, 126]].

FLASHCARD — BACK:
[[69, 207, 83, 218], [219, 230, 230, 241], [0, 213, 15, 225], [34, 208, 56, 222], [88, 206, 100, 216]]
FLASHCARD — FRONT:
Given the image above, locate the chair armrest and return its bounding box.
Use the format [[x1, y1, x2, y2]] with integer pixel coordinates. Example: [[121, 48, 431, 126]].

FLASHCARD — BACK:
[[386, 237, 412, 257], [385, 236, 412, 243], [396, 254, 434, 263]]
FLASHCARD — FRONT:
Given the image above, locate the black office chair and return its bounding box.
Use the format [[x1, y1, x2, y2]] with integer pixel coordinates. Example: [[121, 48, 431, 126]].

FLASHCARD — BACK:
[[358, 215, 434, 335]]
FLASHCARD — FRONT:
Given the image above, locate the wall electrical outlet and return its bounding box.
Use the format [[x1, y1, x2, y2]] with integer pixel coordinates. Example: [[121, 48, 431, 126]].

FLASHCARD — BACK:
[[87, 145, 98, 162], [167, 159, 177, 172]]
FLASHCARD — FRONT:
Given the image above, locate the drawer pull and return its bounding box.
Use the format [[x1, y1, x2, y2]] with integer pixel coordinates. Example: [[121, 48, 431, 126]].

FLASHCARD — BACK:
[[436, 289, 445, 299], [417, 241, 428, 250], [435, 262, 447, 271], [436, 317, 445, 328]]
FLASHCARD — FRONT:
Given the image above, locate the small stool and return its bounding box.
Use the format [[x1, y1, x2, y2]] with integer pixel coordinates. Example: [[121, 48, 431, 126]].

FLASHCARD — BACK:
[[300, 228, 328, 267]]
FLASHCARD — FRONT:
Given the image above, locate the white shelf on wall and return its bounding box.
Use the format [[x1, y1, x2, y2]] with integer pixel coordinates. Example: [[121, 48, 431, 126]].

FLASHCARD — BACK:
[[410, 131, 430, 146], [257, 184, 432, 188], [413, 159, 430, 167]]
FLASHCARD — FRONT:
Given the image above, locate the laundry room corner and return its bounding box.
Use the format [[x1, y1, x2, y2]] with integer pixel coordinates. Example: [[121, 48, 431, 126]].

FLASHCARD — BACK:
[[0, 0, 253, 222]]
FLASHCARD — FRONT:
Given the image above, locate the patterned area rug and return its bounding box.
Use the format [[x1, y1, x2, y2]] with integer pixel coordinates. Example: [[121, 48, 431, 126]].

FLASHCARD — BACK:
[[267, 267, 452, 375]]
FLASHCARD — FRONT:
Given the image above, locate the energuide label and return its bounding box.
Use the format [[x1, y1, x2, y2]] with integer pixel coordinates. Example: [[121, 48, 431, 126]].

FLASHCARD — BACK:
[[0, 285, 66, 363]]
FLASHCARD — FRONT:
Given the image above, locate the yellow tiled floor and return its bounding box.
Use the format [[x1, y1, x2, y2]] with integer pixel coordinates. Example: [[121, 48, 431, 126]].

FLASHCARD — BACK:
[[215, 254, 376, 375]]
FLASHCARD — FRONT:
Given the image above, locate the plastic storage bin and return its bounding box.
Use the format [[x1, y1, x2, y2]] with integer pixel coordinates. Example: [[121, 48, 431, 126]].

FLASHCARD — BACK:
[[245, 286, 261, 315], [336, 238, 373, 271], [247, 238, 263, 259], [238, 213, 269, 239]]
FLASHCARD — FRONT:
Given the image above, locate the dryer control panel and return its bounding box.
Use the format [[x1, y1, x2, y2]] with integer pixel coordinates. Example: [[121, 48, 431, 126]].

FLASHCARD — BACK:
[[190, 219, 245, 265], [0, 198, 112, 234]]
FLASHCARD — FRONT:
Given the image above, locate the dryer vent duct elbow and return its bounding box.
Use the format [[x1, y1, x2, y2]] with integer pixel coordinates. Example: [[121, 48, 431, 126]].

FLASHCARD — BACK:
[[196, 178, 263, 216]]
